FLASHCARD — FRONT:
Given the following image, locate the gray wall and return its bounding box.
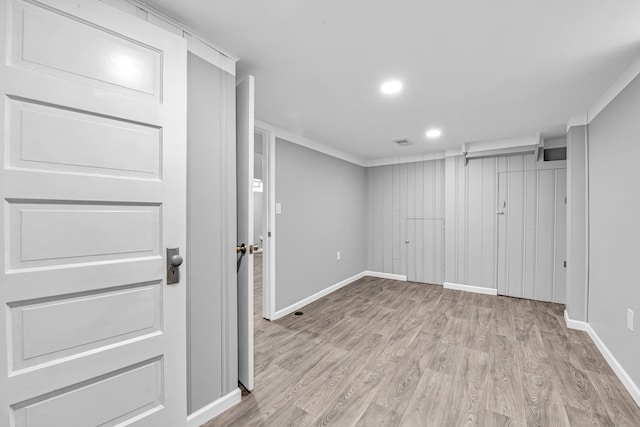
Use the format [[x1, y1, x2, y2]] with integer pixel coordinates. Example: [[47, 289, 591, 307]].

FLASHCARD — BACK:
[[186, 53, 237, 414], [588, 73, 640, 386], [275, 139, 367, 311], [566, 125, 588, 321]]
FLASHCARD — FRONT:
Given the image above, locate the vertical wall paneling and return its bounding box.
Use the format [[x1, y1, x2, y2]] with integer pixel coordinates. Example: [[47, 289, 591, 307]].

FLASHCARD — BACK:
[[444, 156, 501, 290], [368, 154, 566, 301], [392, 164, 401, 274], [382, 166, 393, 274], [367, 159, 445, 283]]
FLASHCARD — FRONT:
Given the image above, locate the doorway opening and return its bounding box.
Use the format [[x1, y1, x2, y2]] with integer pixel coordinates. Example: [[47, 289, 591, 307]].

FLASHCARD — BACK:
[[253, 125, 275, 320]]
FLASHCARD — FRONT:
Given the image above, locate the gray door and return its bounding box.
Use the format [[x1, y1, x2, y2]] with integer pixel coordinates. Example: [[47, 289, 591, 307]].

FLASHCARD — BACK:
[[406, 219, 444, 284], [497, 169, 567, 302]]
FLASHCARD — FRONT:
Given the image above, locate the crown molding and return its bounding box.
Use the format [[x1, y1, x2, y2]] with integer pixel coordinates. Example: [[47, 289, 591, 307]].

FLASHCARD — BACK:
[[257, 119, 367, 167], [588, 52, 640, 123], [566, 114, 589, 132], [568, 50, 640, 130]]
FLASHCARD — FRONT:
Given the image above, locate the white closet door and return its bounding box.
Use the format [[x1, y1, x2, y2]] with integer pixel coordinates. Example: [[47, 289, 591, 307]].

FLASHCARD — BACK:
[[0, 1, 187, 425], [497, 169, 566, 302]]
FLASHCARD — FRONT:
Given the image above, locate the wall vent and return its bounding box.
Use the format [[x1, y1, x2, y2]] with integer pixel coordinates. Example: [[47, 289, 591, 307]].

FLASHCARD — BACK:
[[393, 138, 413, 146], [543, 147, 567, 161]]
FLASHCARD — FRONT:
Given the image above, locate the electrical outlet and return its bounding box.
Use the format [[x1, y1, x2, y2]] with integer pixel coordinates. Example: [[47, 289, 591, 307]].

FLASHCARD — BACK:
[[336, 251, 341, 261], [628, 309, 634, 331]]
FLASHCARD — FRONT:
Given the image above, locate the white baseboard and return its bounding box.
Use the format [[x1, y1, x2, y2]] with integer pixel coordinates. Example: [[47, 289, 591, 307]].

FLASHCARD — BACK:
[[187, 388, 241, 427], [563, 309, 589, 331], [443, 282, 498, 296], [587, 325, 640, 407], [564, 310, 640, 407], [364, 271, 407, 281], [271, 271, 366, 320]]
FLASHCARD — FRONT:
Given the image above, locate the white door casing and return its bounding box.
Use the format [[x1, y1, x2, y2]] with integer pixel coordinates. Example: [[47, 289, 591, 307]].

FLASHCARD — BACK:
[[0, 0, 187, 425], [236, 76, 255, 391]]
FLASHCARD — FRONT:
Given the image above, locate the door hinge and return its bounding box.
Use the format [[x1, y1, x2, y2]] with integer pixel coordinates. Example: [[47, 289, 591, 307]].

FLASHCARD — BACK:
[[268, 231, 272, 237], [565, 197, 567, 204], [563, 261, 567, 268]]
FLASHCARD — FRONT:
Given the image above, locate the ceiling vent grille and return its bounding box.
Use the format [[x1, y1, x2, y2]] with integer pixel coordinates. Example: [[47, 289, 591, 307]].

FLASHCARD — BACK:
[[393, 138, 413, 146]]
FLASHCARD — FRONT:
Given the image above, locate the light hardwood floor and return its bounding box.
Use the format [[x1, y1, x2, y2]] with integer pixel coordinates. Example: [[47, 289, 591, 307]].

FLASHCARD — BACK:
[[205, 254, 640, 426]]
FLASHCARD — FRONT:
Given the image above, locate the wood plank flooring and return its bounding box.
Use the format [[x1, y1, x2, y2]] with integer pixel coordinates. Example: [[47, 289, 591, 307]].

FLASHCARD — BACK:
[[205, 255, 640, 426]]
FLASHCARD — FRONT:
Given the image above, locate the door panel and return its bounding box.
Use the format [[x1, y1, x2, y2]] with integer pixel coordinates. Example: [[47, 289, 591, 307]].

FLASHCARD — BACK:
[[12, 0, 161, 100], [13, 358, 163, 427], [406, 219, 444, 285], [236, 76, 255, 391], [9, 99, 161, 178], [0, 0, 187, 425], [497, 169, 566, 303]]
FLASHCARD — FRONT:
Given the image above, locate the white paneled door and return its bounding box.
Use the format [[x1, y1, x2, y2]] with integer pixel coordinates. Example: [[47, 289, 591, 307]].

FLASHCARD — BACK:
[[0, 0, 187, 425], [497, 169, 567, 303]]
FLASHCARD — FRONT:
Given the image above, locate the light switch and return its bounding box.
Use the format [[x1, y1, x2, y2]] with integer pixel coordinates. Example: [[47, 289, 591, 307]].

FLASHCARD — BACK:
[[275, 203, 282, 214]]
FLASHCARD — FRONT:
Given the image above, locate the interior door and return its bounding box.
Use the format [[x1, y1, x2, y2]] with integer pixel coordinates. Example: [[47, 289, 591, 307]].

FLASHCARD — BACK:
[[497, 169, 567, 302], [236, 76, 255, 391], [406, 219, 444, 284], [0, 1, 187, 425]]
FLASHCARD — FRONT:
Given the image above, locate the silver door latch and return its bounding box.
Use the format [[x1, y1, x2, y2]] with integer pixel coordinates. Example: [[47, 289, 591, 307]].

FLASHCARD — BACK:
[[167, 248, 183, 285]]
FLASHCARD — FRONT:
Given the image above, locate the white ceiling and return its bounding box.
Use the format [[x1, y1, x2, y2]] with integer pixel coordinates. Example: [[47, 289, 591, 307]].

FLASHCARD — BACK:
[[144, 0, 640, 161]]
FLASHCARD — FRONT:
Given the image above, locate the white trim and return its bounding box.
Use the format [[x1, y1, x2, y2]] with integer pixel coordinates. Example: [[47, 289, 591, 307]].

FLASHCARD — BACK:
[[443, 282, 498, 296], [564, 310, 640, 407], [271, 272, 366, 320], [566, 114, 588, 132], [364, 271, 407, 281], [257, 119, 367, 167], [365, 149, 462, 168], [583, 125, 590, 322], [104, 0, 237, 74], [567, 51, 640, 130], [127, 0, 238, 60], [185, 33, 235, 76], [366, 153, 444, 168], [588, 52, 640, 122], [563, 309, 588, 331], [586, 325, 640, 407], [187, 388, 241, 427], [463, 134, 540, 154]]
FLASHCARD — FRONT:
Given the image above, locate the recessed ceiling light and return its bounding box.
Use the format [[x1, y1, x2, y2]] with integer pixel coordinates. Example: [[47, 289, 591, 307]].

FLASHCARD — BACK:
[[380, 80, 402, 94], [426, 129, 442, 139]]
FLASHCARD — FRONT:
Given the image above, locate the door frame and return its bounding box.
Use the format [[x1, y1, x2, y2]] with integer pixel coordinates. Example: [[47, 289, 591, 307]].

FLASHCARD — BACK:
[[255, 120, 277, 320]]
